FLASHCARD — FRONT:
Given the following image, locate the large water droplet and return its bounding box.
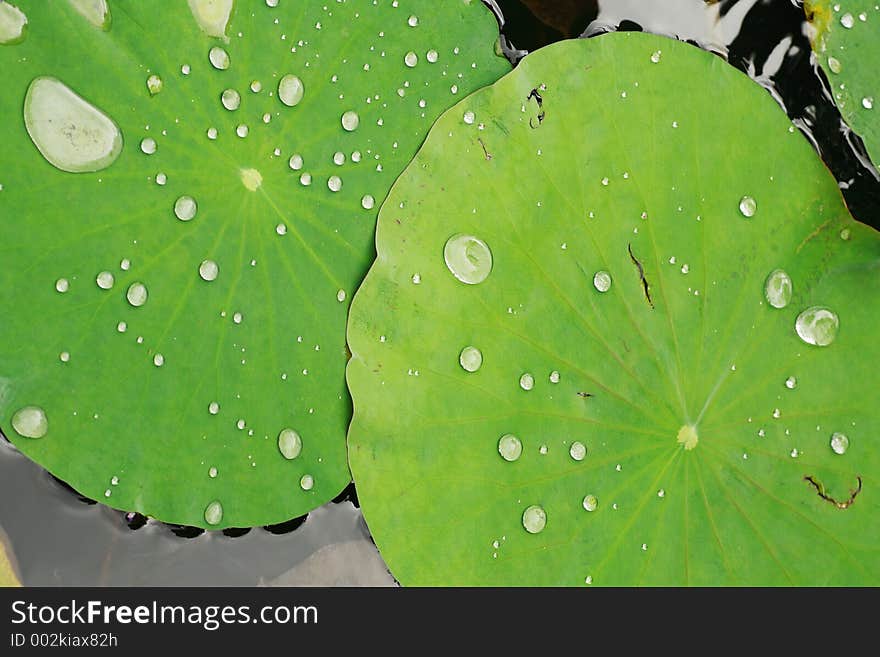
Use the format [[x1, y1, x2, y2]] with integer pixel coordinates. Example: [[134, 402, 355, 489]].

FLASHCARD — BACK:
[[569, 441, 587, 461], [840, 12, 854, 28], [522, 505, 546, 534], [830, 432, 849, 455], [187, 0, 232, 38], [24, 77, 123, 173], [443, 233, 492, 285], [0, 2, 28, 45], [96, 271, 114, 290], [278, 428, 303, 460], [459, 346, 482, 372], [278, 74, 304, 107], [341, 110, 359, 132], [739, 196, 757, 218], [582, 495, 598, 512], [498, 434, 522, 462], [221, 88, 241, 111], [174, 195, 198, 221], [204, 500, 223, 526], [11, 406, 48, 439], [199, 259, 219, 282], [519, 373, 534, 391], [209, 46, 230, 70], [764, 269, 792, 309], [593, 271, 612, 293], [68, 0, 110, 30], [795, 306, 839, 346], [126, 282, 148, 307], [140, 137, 157, 155]]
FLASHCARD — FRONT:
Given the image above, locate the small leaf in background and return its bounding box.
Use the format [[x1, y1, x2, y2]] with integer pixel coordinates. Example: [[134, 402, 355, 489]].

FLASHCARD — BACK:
[[347, 33, 880, 585], [805, 1, 879, 164], [0, 0, 509, 528], [0, 528, 21, 587]]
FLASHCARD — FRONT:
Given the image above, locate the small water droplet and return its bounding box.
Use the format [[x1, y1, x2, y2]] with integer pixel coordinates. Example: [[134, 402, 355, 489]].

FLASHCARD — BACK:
[[174, 195, 198, 221], [790, 448, 799, 458], [275, 223, 287, 236], [12, 406, 48, 439], [55, 278, 69, 293], [235, 124, 249, 138], [426, 49, 439, 63], [278, 74, 304, 107], [459, 346, 482, 372], [59, 351, 70, 362], [463, 110, 475, 125], [650, 50, 662, 63], [443, 233, 492, 285], [795, 306, 839, 346], [96, 270, 114, 290], [139, 137, 157, 155], [772, 408, 781, 419], [582, 495, 598, 512], [863, 97, 874, 110], [519, 373, 534, 391], [221, 88, 241, 111], [146, 74, 163, 95], [126, 282, 148, 307], [341, 110, 359, 132], [336, 289, 346, 302], [233, 312, 242, 324], [840, 228, 851, 241], [209, 466, 218, 478], [361, 194, 375, 210], [549, 370, 560, 384], [208, 401, 220, 415], [764, 269, 792, 309], [840, 12, 854, 27], [300, 172, 312, 186], [278, 428, 303, 460], [209, 46, 230, 70], [407, 14, 419, 27], [830, 432, 849, 455], [739, 196, 757, 218], [206, 127, 218, 140], [117, 321, 127, 333], [153, 353, 165, 367], [569, 441, 587, 461], [498, 434, 522, 462], [404, 51, 418, 67], [204, 500, 223, 526], [828, 56, 842, 74], [657, 489, 665, 498], [522, 505, 546, 534], [332, 151, 346, 166], [328, 175, 342, 192], [289, 153, 304, 170], [785, 376, 797, 390], [300, 474, 314, 491], [593, 270, 612, 293], [198, 260, 219, 282]]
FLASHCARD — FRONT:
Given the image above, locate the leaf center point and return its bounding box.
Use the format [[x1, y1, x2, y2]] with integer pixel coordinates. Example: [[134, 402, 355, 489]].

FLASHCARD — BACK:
[[677, 424, 699, 450], [239, 167, 263, 192]]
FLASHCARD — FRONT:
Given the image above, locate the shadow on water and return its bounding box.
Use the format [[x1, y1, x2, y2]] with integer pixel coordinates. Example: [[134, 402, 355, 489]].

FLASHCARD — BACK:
[[1, 0, 877, 586]]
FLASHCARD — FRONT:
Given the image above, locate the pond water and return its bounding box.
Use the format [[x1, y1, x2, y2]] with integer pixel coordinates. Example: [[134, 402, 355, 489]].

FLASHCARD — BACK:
[[2, 0, 877, 586]]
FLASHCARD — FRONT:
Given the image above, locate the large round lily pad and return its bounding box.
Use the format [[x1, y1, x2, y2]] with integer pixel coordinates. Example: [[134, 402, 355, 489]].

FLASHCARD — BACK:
[[805, 1, 880, 164], [347, 33, 880, 585], [0, 0, 509, 528]]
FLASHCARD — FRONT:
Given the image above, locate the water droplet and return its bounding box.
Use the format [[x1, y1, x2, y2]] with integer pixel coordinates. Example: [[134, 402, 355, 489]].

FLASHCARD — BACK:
[[24, 77, 122, 173], [332, 151, 346, 166], [120, 258, 131, 271], [221, 88, 241, 111], [341, 110, 359, 132], [426, 49, 439, 63], [569, 441, 587, 461], [522, 505, 546, 534], [863, 97, 874, 110], [278, 74, 304, 107], [11, 406, 48, 439], [840, 12, 854, 28], [55, 278, 70, 293], [233, 312, 242, 324], [650, 50, 662, 63], [764, 269, 792, 309], [300, 474, 314, 491], [300, 172, 312, 186], [188, 0, 233, 38], [328, 175, 342, 192], [790, 448, 799, 458], [208, 401, 219, 415], [59, 351, 70, 362], [404, 51, 418, 67], [96, 271, 114, 290], [795, 306, 839, 346], [407, 15, 419, 27], [235, 124, 249, 138], [361, 194, 375, 210], [209, 466, 218, 478], [126, 282, 148, 307], [830, 432, 849, 455], [459, 346, 482, 372], [117, 321, 127, 333], [840, 228, 851, 241], [140, 137, 157, 155], [336, 289, 346, 302], [519, 373, 534, 391], [593, 270, 612, 293], [498, 434, 522, 462], [0, 2, 28, 45], [549, 370, 560, 384], [582, 495, 598, 512], [275, 223, 287, 236], [153, 353, 165, 367], [206, 127, 218, 140], [146, 74, 163, 95], [181, 64, 191, 75], [772, 408, 781, 419], [739, 196, 757, 218], [828, 56, 842, 74], [289, 154, 304, 170], [443, 233, 492, 285], [463, 110, 475, 125], [208, 46, 230, 70], [174, 195, 198, 221], [657, 489, 666, 498], [785, 376, 797, 389], [199, 259, 219, 282], [204, 500, 223, 526], [411, 273, 422, 285], [69, 0, 110, 29], [278, 428, 303, 460]]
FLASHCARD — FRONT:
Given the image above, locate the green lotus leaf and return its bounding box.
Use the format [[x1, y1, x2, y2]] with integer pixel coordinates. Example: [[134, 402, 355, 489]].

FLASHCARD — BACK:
[[806, 1, 879, 163], [347, 33, 880, 585], [0, 0, 509, 528]]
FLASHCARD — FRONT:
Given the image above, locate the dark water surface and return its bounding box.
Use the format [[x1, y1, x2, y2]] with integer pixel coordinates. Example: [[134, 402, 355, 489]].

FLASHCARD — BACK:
[[2, 0, 877, 586]]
